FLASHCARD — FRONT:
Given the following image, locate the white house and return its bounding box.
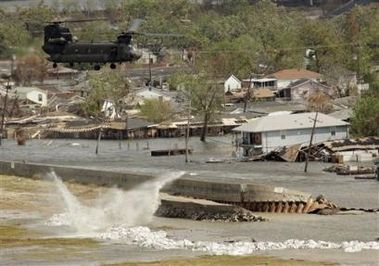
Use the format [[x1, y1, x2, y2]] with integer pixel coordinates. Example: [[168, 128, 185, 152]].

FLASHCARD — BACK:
[[233, 112, 349, 155], [14, 87, 48, 107], [241, 78, 277, 90], [268, 69, 322, 89], [224, 74, 241, 93]]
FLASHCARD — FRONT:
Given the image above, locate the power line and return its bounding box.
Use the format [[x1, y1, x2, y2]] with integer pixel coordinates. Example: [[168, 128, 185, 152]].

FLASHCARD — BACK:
[[166, 42, 363, 55]]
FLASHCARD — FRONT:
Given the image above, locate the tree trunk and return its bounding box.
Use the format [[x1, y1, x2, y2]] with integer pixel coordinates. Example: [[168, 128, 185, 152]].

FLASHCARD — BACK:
[[200, 112, 209, 142]]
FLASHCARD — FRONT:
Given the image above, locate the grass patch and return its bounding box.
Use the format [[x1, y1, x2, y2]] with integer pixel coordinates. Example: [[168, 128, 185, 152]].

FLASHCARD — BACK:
[[0, 223, 37, 239], [0, 223, 98, 248], [105, 256, 336, 266], [0, 175, 51, 193]]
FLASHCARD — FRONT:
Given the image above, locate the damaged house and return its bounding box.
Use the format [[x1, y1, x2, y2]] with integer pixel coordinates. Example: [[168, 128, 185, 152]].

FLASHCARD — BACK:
[[277, 79, 333, 102], [14, 87, 48, 107], [233, 112, 350, 156]]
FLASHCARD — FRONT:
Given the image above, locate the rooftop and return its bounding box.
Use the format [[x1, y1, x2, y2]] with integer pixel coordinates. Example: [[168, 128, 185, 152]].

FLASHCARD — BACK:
[[253, 88, 275, 98], [233, 112, 349, 133], [269, 69, 321, 80], [242, 78, 277, 83]]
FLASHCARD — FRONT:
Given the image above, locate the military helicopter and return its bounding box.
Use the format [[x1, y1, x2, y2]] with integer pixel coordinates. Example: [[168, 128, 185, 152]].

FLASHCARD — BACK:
[[42, 19, 149, 70]]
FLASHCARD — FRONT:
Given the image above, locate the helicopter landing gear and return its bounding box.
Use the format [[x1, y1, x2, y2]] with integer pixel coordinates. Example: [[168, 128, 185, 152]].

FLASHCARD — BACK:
[[110, 63, 116, 69], [94, 64, 101, 71], [53, 63, 57, 68]]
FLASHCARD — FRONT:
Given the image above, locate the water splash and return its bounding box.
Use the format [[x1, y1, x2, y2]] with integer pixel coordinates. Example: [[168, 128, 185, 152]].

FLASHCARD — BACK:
[[46, 171, 184, 234], [98, 226, 379, 254], [45, 171, 379, 255]]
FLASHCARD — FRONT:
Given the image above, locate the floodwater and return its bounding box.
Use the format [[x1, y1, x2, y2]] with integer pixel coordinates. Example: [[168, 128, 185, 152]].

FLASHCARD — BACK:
[[1, 172, 379, 266], [0, 136, 377, 209], [1, 136, 379, 265]]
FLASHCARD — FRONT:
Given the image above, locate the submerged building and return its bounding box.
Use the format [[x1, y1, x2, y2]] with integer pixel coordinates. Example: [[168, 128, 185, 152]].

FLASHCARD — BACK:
[[233, 112, 350, 155]]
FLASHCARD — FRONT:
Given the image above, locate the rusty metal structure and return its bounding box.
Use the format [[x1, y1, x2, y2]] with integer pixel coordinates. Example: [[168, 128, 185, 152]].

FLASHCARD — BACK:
[[162, 178, 338, 214]]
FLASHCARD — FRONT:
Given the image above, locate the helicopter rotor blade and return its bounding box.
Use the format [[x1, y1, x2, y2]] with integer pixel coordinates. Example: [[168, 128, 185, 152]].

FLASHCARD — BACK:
[[141, 33, 183, 38], [127, 19, 144, 34], [46, 17, 109, 24]]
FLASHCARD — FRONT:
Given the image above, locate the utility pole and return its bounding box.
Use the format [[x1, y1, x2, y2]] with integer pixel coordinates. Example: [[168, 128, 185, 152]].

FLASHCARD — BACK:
[[0, 75, 11, 146], [304, 111, 319, 173], [95, 127, 102, 154], [243, 74, 253, 113], [148, 52, 152, 90], [185, 98, 191, 163]]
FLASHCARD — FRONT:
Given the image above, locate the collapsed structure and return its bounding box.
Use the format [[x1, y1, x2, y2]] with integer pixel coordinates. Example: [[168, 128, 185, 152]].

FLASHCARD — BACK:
[[162, 178, 338, 215]]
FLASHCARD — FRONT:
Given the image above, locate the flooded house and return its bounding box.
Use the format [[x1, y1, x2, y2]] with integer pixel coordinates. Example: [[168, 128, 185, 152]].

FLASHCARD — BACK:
[[233, 112, 350, 156]]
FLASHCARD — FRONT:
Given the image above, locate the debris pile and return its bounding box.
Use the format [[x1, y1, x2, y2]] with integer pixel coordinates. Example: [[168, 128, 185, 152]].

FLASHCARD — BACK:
[[162, 179, 338, 215], [310, 137, 379, 163], [156, 203, 265, 222], [254, 137, 379, 163], [324, 164, 376, 175], [239, 194, 338, 214], [156, 194, 266, 222]]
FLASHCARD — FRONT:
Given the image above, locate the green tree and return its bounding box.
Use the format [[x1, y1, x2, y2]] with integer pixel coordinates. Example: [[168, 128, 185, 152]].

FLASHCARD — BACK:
[[0, 19, 29, 50], [0, 32, 7, 58], [299, 19, 345, 74], [76, 21, 116, 42], [173, 73, 223, 142], [351, 91, 379, 137], [139, 98, 174, 123], [18, 3, 57, 35], [340, 6, 379, 82], [82, 69, 130, 118], [13, 54, 48, 85]]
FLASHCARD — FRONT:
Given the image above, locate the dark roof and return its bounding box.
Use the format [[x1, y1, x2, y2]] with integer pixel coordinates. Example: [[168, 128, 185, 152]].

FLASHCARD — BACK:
[[288, 78, 309, 88], [128, 118, 153, 130], [286, 79, 331, 90]]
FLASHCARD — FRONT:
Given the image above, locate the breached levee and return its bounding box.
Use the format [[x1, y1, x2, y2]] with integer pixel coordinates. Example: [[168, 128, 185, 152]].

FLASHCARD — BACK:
[[0, 160, 337, 217], [156, 193, 266, 222], [161, 178, 337, 214]]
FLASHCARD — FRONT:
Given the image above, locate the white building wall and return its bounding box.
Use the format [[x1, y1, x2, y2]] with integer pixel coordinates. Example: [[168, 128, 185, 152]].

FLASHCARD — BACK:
[[277, 80, 293, 89], [26, 90, 47, 107], [261, 126, 348, 153], [224, 76, 241, 93]]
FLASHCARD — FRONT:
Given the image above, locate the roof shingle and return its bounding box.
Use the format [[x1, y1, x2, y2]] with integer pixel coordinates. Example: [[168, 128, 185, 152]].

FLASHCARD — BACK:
[[233, 112, 349, 133], [269, 69, 321, 80]]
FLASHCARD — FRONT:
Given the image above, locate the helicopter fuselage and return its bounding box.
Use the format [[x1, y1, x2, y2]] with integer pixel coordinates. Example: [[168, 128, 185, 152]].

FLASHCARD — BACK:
[[42, 41, 141, 64]]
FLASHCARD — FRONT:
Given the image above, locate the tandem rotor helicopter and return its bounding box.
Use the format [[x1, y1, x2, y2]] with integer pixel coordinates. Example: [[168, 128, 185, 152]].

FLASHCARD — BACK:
[[41, 18, 179, 70]]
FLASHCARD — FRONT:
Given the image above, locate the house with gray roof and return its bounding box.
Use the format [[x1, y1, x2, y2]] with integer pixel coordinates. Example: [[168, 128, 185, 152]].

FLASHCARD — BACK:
[[278, 79, 333, 102], [233, 112, 350, 155]]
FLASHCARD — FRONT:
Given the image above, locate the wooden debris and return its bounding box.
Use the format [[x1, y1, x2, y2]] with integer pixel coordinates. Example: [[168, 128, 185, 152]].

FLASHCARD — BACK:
[[151, 148, 192, 157]]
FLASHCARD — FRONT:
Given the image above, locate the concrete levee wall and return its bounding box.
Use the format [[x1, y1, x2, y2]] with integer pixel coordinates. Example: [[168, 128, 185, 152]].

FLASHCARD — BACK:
[[162, 178, 313, 204], [0, 160, 313, 204], [243, 184, 311, 202], [0, 160, 154, 190], [161, 178, 243, 202]]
